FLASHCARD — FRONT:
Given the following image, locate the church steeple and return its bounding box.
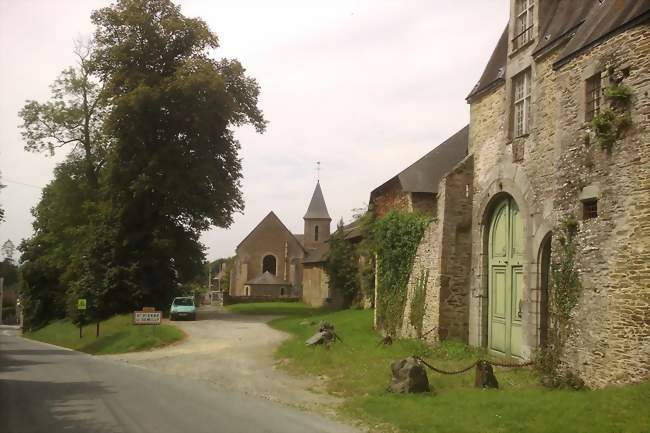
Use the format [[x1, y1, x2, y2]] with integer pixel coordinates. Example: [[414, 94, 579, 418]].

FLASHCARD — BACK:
[[304, 181, 331, 220], [303, 181, 331, 247]]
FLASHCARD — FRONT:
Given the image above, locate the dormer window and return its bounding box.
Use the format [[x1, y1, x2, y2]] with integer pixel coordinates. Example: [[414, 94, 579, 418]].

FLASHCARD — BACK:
[[513, 0, 534, 51]]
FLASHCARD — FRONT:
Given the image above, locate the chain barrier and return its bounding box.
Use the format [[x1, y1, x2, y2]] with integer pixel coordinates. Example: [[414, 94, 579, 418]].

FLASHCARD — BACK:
[[414, 355, 533, 375]]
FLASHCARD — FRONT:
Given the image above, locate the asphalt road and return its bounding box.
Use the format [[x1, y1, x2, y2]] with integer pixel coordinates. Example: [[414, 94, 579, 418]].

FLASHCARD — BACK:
[[0, 327, 360, 433]]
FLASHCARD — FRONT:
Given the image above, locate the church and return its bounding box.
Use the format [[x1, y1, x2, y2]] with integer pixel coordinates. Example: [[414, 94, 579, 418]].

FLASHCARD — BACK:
[[229, 181, 340, 307]]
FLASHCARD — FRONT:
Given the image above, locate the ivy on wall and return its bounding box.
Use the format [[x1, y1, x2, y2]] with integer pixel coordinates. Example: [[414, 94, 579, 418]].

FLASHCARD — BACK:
[[537, 216, 584, 388], [409, 269, 429, 338], [590, 82, 633, 151], [374, 210, 428, 335]]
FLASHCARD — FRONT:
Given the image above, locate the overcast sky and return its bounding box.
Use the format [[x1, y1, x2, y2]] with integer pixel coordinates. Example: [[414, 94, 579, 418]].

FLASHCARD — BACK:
[[0, 0, 507, 261]]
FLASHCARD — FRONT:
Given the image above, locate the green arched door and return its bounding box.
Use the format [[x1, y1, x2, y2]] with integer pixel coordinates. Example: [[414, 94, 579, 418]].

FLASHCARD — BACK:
[[488, 197, 524, 358]]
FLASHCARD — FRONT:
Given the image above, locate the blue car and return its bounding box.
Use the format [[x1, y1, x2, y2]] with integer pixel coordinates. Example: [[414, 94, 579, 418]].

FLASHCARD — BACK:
[[170, 296, 197, 321]]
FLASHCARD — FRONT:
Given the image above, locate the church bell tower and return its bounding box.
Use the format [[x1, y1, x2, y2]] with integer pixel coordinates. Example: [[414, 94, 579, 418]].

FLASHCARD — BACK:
[[303, 181, 331, 249]]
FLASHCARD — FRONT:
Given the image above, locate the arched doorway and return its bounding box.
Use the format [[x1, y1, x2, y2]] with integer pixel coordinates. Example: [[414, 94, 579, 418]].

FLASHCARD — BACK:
[[262, 255, 277, 275], [487, 196, 524, 358]]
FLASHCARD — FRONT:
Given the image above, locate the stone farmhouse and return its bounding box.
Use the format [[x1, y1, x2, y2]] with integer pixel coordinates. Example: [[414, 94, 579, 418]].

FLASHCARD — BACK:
[[373, 0, 649, 388], [229, 181, 341, 307]]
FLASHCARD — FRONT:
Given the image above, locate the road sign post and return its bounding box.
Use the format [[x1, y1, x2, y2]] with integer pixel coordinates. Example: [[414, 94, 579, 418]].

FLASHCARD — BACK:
[[77, 298, 87, 338]]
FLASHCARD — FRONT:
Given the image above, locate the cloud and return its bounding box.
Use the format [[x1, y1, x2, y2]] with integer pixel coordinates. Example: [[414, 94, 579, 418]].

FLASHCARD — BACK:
[[0, 0, 507, 260]]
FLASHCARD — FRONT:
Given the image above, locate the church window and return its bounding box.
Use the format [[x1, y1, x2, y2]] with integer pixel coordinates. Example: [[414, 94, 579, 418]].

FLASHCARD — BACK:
[[513, 0, 534, 50], [262, 255, 276, 275], [585, 73, 602, 122], [513, 69, 531, 137], [315, 225, 319, 241], [280, 287, 286, 297]]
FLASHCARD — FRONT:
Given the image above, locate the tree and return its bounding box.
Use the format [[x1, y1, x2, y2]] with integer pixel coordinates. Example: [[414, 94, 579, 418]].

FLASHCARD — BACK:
[[1, 240, 16, 264], [20, 40, 109, 189], [19, 161, 92, 328], [83, 0, 266, 309], [325, 219, 360, 306]]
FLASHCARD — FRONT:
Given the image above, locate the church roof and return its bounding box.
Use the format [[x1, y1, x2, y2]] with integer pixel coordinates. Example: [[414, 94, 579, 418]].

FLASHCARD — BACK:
[[467, 0, 650, 100], [370, 125, 469, 201], [304, 181, 331, 220], [246, 271, 291, 286], [236, 211, 306, 253], [302, 243, 330, 264]]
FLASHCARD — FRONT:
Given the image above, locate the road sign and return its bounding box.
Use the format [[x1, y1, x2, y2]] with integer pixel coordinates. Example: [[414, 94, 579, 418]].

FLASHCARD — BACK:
[[133, 311, 162, 325], [77, 299, 87, 310]]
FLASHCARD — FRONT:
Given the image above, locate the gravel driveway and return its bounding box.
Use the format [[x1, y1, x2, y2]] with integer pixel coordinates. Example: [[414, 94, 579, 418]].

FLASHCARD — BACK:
[[104, 306, 341, 415]]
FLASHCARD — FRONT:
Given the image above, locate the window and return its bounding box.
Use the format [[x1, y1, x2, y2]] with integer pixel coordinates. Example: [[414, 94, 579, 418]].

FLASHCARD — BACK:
[[513, 69, 531, 137], [280, 287, 286, 297], [245, 285, 250, 296], [314, 225, 319, 241], [585, 73, 602, 122], [262, 255, 276, 275], [583, 199, 598, 220], [513, 0, 535, 50]]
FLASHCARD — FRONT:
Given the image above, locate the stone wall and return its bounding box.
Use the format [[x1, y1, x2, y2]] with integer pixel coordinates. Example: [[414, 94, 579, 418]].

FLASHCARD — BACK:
[[549, 25, 650, 387], [397, 156, 474, 342], [371, 180, 411, 218], [302, 264, 336, 307], [468, 23, 650, 387]]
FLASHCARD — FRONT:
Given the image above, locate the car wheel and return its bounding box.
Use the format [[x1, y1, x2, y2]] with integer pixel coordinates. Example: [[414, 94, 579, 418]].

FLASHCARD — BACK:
[[170, 314, 175, 321], [191, 313, 196, 321]]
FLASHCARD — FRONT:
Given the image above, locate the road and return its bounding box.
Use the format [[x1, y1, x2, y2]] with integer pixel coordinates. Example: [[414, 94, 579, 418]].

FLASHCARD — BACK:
[[105, 306, 339, 413], [0, 326, 360, 433]]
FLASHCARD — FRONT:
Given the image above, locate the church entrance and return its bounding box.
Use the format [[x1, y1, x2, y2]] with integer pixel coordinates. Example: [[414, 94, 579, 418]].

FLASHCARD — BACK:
[[487, 196, 524, 358]]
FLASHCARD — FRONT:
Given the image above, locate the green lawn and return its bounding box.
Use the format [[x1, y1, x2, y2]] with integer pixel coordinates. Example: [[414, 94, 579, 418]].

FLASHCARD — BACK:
[[25, 314, 184, 355], [264, 307, 650, 433], [226, 301, 323, 317]]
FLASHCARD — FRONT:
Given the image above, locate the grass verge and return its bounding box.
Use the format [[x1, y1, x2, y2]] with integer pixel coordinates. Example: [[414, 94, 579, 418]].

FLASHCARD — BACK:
[[25, 314, 184, 355], [226, 301, 322, 317], [267, 308, 650, 433]]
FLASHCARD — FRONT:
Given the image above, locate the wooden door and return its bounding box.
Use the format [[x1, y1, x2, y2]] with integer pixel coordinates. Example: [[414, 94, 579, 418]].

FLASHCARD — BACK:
[[488, 198, 524, 358]]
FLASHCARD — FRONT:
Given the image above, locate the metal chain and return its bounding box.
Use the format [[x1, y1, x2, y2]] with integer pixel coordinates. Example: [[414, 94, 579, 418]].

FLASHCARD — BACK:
[[414, 356, 534, 375]]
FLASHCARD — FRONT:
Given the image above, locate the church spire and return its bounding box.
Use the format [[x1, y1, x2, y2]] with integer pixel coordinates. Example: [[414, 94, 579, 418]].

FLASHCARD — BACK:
[[304, 181, 331, 220]]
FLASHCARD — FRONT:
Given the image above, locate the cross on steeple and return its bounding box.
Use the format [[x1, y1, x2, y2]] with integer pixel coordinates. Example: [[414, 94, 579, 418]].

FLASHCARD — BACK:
[[316, 161, 321, 182]]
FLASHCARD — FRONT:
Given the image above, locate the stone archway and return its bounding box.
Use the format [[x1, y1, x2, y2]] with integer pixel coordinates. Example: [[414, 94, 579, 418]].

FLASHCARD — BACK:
[[538, 232, 552, 348], [486, 195, 525, 358]]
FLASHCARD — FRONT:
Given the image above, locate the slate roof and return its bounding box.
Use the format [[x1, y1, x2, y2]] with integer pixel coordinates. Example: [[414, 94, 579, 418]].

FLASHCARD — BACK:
[[246, 271, 291, 286], [466, 26, 508, 101], [302, 243, 330, 264], [304, 181, 331, 220], [370, 125, 469, 201], [467, 0, 650, 99], [551, 0, 650, 68]]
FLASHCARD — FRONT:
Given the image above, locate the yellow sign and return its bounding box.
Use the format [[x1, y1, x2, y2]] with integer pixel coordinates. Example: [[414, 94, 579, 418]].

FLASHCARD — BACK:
[[142, 307, 156, 313], [77, 299, 87, 310]]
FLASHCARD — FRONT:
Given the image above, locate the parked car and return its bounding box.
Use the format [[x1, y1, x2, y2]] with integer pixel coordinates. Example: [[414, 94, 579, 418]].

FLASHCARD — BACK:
[[170, 296, 196, 321]]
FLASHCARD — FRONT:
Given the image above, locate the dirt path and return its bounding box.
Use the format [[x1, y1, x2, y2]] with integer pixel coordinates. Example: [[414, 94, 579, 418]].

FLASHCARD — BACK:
[[103, 306, 341, 415]]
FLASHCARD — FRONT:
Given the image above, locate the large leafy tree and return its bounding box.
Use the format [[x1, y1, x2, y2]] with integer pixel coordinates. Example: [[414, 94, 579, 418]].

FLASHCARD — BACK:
[[19, 41, 109, 189], [87, 0, 266, 308], [19, 161, 91, 327]]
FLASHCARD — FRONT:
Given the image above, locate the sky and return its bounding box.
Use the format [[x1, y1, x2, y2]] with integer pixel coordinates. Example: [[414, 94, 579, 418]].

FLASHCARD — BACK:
[[0, 0, 507, 262]]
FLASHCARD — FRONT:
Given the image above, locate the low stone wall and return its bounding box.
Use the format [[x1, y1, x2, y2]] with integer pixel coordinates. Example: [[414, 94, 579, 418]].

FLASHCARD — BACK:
[[223, 295, 301, 305]]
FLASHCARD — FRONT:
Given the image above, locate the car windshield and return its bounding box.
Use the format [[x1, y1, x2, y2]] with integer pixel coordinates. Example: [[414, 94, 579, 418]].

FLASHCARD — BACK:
[[173, 298, 193, 306]]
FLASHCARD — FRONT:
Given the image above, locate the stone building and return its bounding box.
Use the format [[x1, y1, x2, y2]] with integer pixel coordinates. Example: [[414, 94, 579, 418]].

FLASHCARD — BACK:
[[370, 125, 469, 218], [230, 181, 338, 306], [378, 0, 650, 388]]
